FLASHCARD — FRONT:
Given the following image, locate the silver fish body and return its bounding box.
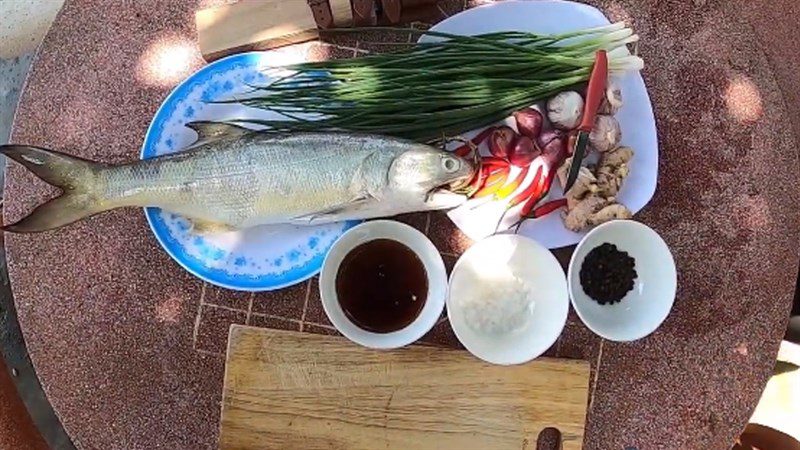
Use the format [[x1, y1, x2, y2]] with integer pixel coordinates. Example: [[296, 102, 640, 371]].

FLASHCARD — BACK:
[[1, 129, 474, 233]]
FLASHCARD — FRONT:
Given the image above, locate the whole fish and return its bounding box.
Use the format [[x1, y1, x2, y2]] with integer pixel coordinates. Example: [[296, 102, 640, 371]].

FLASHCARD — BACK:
[[1, 123, 475, 233]]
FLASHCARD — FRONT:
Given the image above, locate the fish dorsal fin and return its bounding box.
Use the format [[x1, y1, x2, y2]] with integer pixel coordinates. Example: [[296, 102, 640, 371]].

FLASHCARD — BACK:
[[185, 121, 252, 147]]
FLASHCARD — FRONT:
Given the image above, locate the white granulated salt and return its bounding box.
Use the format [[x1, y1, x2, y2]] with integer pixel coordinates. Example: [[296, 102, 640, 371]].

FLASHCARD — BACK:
[[459, 272, 535, 335]]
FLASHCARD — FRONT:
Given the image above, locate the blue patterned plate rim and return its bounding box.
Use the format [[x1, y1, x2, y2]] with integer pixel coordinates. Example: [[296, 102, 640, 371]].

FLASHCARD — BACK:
[[139, 51, 357, 291]]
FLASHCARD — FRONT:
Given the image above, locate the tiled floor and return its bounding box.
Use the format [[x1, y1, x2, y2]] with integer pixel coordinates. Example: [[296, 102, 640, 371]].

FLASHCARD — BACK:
[[190, 209, 600, 375]]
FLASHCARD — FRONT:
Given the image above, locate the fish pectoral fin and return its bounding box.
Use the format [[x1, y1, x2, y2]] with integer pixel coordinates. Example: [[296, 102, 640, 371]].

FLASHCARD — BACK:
[[188, 219, 238, 235], [289, 196, 374, 224], [425, 190, 468, 210], [185, 121, 252, 147]]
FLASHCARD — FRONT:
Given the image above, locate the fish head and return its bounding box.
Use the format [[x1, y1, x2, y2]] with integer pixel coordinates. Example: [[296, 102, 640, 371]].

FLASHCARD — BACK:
[[389, 146, 476, 196]]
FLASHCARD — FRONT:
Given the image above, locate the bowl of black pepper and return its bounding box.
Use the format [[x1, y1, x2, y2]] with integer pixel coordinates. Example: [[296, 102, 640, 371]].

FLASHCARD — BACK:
[[567, 220, 676, 342]]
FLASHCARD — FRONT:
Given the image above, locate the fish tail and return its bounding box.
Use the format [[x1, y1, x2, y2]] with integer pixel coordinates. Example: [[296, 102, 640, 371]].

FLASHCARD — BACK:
[[1, 145, 109, 233]]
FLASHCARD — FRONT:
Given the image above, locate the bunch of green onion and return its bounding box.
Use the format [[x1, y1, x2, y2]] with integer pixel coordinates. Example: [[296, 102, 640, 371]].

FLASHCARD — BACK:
[[222, 23, 642, 142]]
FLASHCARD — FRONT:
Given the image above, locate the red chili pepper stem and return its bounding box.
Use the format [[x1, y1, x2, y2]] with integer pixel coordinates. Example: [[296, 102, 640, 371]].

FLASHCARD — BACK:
[[510, 169, 559, 231]]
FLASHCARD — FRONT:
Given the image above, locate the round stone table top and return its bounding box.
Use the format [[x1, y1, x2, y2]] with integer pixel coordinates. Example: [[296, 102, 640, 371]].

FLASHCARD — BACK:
[[5, 1, 799, 449]]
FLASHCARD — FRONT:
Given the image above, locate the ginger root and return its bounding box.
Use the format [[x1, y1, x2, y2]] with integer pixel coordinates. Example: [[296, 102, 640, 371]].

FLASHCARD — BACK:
[[566, 167, 598, 209], [589, 203, 632, 224], [558, 145, 634, 232], [564, 196, 608, 231], [563, 197, 633, 232], [596, 146, 634, 197]]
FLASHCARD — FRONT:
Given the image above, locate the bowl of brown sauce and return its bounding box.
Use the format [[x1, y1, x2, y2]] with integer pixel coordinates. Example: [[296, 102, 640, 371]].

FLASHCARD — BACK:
[[319, 220, 447, 348]]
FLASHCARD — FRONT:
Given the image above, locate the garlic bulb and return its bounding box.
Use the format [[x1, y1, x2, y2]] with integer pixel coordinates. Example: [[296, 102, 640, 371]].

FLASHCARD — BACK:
[[598, 81, 623, 115], [589, 115, 621, 152], [547, 91, 584, 130]]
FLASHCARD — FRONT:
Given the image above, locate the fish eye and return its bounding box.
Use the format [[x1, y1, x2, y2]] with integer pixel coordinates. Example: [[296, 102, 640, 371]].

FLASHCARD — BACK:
[[442, 157, 459, 172]]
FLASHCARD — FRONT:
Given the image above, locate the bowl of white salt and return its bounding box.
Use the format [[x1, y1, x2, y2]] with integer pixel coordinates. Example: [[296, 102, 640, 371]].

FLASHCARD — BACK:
[[447, 234, 569, 365]]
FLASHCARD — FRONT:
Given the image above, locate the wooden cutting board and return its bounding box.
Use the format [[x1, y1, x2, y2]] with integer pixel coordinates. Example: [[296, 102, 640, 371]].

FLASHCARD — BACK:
[[220, 326, 590, 450]]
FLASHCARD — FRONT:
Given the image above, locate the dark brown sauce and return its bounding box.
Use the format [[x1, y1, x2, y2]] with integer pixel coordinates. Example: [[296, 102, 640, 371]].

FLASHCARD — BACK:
[[335, 239, 428, 333]]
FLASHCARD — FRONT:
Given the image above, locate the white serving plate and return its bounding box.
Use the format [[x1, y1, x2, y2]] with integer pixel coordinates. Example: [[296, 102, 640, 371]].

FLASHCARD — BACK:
[[427, 0, 659, 249]]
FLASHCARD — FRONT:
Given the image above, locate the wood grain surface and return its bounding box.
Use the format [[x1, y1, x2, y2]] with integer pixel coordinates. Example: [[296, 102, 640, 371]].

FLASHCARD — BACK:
[[196, 0, 355, 60], [220, 326, 589, 450]]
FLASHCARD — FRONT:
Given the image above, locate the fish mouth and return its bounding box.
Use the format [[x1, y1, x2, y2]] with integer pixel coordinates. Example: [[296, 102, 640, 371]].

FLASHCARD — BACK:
[[448, 178, 471, 191], [424, 187, 469, 209], [437, 174, 472, 193], [424, 174, 473, 206]]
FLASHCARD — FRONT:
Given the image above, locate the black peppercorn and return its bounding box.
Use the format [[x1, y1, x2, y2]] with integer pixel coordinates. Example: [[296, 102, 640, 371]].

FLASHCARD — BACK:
[[579, 243, 637, 305]]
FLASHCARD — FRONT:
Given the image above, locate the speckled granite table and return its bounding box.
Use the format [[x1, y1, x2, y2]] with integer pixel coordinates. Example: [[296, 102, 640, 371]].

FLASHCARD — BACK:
[[4, 0, 800, 449]]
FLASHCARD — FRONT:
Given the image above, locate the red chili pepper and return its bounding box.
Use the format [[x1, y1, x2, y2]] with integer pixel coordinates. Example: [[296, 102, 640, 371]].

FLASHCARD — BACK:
[[473, 167, 510, 198], [465, 164, 507, 197], [532, 198, 567, 218], [464, 167, 485, 189], [465, 162, 499, 191], [520, 167, 557, 216], [480, 156, 510, 167], [484, 167, 511, 186], [453, 126, 498, 157], [508, 164, 544, 209], [495, 166, 530, 200]]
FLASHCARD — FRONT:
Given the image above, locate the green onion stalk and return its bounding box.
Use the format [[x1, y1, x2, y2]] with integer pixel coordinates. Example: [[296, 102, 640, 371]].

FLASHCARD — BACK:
[[216, 23, 643, 142]]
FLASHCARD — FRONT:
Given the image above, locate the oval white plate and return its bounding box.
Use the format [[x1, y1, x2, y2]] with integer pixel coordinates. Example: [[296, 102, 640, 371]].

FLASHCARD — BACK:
[[427, 0, 659, 248], [447, 234, 569, 365], [319, 221, 447, 349], [140, 52, 357, 291]]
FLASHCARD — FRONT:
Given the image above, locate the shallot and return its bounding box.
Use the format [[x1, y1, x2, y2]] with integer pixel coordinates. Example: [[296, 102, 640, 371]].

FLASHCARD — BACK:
[[537, 129, 563, 149], [489, 126, 516, 158], [541, 135, 568, 167], [508, 136, 540, 167], [514, 109, 543, 139]]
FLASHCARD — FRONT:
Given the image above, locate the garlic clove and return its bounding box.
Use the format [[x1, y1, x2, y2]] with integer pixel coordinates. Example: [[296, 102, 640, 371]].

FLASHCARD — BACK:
[[598, 80, 623, 115], [589, 115, 621, 153], [547, 91, 584, 130]]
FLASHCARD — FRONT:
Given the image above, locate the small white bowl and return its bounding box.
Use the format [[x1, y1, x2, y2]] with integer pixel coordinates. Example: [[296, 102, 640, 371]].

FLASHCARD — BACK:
[[319, 220, 447, 349], [568, 220, 677, 342], [447, 234, 569, 365]]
